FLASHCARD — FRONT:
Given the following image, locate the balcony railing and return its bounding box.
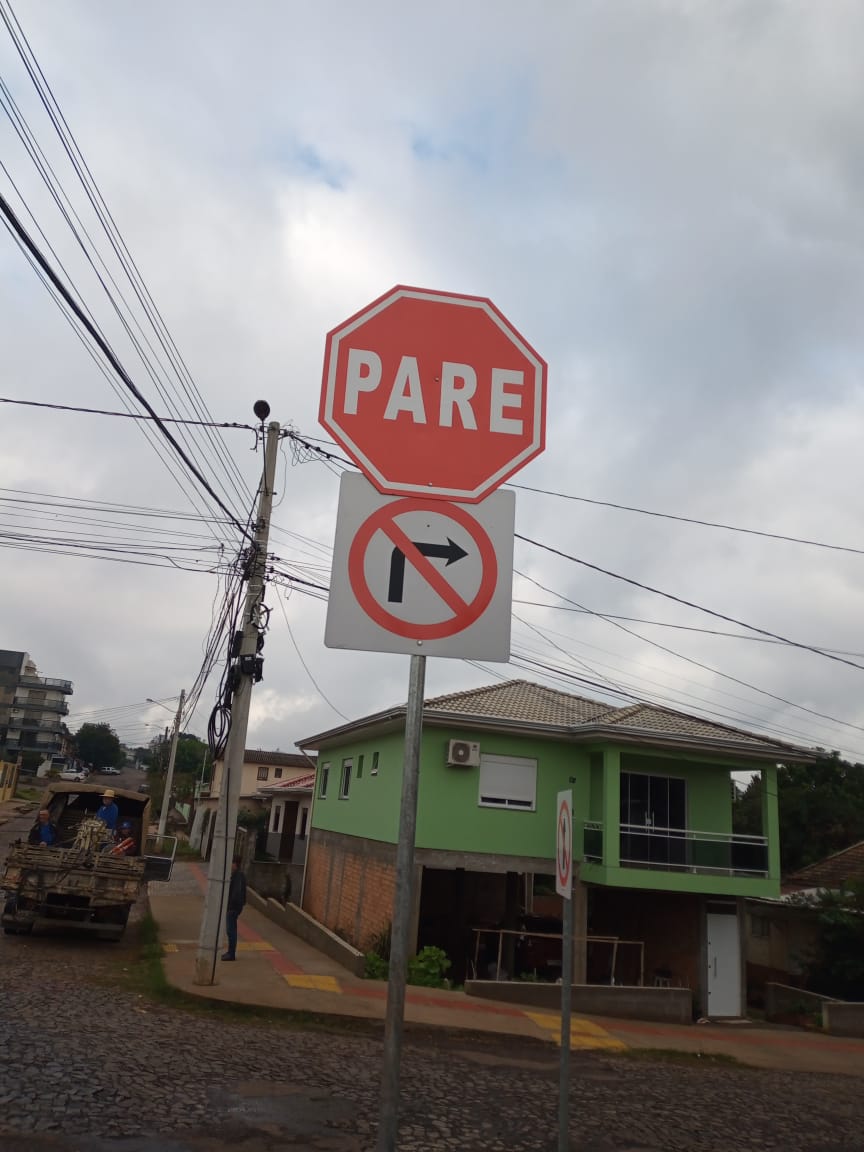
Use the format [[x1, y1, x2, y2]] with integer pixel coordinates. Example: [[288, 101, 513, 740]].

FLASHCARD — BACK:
[[12, 697, 69, 715], [18, 675, 73, 694], [583, 822, 769, 877]]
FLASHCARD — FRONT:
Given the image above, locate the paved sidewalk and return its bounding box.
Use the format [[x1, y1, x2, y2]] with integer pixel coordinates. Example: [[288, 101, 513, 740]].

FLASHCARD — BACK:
[[150, 862, 864, 1076]]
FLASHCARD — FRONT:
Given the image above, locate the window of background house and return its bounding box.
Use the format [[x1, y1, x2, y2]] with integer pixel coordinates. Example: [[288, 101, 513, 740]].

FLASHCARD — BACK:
[[257, 766, 268, 781], [356, 753, 364, 779], [478, 754, 537, 811], [371, 751, 379, 776], [275, 767, 283, 779], [273, 804, 282, 833], [340, 758, 352, 799], [319, 763, 330, 798], [299, 807, 309, 837]]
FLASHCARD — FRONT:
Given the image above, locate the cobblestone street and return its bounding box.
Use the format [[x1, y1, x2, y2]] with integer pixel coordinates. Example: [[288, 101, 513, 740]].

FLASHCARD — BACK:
[[0, 911, 862, 1152]]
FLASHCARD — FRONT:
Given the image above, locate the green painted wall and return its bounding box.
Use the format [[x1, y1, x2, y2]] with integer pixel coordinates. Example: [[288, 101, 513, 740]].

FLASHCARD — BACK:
[[415, 728, 589, 858], [308, 726, 780, 897], [311, 730, 406, 843]]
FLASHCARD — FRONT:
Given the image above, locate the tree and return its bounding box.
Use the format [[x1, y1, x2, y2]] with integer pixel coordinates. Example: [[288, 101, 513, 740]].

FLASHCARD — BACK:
[[75, 722, 123, 768], [793, 883, 864, 1001], [735, 754, 864, 875]]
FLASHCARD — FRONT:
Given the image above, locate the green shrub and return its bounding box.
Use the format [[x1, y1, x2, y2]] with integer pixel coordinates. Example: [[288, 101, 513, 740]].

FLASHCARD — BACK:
[[407, 946, 450, 988], [364, 952, 389, 980]]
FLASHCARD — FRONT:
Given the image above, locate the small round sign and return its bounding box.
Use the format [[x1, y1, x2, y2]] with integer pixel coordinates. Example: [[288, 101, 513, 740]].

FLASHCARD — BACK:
[[556, 793, 572, 897]]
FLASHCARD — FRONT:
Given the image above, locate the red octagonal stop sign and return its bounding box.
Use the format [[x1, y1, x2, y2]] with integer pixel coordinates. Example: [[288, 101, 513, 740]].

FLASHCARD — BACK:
[[320, 285, 547, 503]]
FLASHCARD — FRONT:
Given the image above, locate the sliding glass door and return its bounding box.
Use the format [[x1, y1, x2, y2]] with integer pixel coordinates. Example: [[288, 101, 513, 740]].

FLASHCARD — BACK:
[[620, 772, 687, 868]]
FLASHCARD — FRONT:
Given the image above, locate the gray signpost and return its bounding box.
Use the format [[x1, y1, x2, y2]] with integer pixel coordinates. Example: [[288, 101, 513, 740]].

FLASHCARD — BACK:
[[556, 790, 574, 1151]]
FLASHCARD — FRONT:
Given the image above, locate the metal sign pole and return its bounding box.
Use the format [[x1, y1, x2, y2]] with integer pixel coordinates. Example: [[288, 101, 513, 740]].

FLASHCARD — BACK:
[[558, 877, 574, 1152], [378, 652, 426, 1152]]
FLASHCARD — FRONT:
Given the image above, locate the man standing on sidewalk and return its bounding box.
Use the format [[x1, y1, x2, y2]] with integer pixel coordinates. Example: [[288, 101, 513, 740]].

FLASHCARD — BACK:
[[221, 857, 247, 962]]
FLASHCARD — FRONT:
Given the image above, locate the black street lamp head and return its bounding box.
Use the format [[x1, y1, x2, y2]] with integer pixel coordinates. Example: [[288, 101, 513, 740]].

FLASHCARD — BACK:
[[253, 400, 271, 422]]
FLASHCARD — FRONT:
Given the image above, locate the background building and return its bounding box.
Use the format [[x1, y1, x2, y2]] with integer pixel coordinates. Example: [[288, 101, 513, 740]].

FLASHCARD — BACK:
[[0, 650, 73, 770]]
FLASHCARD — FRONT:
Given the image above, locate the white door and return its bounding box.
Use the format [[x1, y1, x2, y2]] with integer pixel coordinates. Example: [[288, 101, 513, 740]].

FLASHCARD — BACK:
[[706, 911, 742, 1017]]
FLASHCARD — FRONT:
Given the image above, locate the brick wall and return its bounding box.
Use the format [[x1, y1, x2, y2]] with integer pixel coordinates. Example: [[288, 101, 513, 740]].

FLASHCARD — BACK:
[[303, 829, 397, 950]]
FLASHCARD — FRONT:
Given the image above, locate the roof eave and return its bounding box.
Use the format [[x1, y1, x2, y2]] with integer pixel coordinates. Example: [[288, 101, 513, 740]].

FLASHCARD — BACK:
[[568, 724, 817, 762]]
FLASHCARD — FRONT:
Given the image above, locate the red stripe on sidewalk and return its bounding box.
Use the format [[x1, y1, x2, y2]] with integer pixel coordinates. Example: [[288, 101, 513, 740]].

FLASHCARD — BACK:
[[185, 861, 303, 975], [348, 983, 527, 1018]]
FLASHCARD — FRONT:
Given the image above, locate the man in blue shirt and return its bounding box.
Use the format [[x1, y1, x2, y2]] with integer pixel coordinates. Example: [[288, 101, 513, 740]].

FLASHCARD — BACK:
[[95, 789, 119, 832], [28, 808, 60, 847]]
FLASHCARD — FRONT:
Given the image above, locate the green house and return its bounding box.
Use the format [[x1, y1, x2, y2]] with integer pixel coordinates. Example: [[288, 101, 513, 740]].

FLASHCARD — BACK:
[[297, 680, 813, 1017]]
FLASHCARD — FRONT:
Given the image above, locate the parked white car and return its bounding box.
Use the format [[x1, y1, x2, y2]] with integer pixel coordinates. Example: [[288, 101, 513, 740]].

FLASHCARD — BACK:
[[59, 768, 87, 782]]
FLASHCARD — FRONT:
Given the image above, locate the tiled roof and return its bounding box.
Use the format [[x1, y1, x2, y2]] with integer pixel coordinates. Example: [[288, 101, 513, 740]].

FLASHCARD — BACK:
[[426, 680, 809, 755], [259, 771, 316, 793], [426, 680, 611, 726], [298, 679, 815, 759], [786, 841, 864, 890], [597, 703, 786, 749], [242, 750, 309, 769]]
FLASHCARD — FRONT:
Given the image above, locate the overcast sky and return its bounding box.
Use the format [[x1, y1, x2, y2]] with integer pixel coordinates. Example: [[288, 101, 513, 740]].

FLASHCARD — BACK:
[[2, 1, 864, 763]]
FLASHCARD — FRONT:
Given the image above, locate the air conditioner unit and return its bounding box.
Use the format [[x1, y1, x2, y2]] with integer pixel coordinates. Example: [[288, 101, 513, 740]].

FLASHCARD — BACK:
[[446, 739, 480, 767]]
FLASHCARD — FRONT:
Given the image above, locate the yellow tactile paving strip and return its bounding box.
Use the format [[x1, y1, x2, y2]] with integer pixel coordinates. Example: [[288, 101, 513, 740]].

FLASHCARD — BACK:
[[284, 974, 342, 992], [526, 1011, 627, 1051]]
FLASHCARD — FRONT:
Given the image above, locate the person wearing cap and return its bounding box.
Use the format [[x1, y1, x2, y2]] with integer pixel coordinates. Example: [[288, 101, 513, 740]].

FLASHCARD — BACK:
[[95, 789, 119, 831], [28, 807, 60, 847], [111, 820, 138, 856]]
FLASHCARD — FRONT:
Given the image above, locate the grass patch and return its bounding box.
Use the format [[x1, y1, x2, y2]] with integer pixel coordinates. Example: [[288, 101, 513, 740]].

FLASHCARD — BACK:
[[612, 1047, 742, 1068], [14, 786, 41, 803]]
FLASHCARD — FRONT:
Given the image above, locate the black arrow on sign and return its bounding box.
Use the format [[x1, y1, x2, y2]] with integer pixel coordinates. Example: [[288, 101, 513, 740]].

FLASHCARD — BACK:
[[388, 539, 469, 603]]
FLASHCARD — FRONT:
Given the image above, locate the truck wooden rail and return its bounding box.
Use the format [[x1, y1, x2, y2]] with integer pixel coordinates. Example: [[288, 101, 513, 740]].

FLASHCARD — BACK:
[[1, 782, 175, 941]]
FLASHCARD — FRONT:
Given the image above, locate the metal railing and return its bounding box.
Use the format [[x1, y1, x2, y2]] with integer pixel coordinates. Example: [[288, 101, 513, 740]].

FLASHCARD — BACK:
[[13, 697, 69, 714], [471, 926, 645, 986], [583, 821, 769, 875], [619, 823, 768, 875], [19, 675, 73, 693]]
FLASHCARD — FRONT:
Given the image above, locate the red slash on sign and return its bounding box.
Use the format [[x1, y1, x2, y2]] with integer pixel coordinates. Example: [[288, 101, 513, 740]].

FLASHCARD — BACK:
[[348, 498, 497, 641], [556, 791, 573, 900]]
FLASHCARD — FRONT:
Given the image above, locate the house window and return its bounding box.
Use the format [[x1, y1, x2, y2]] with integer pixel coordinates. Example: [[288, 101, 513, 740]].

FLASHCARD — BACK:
[[257, 766, 269, 782], [299, 806, 309, 838], [273, 804, 282, 834], [357, 754, 364, 779], [371, 751, 379, 777], [319, 763, 330, 798], [340, 759, 352, 799], [275, 767, 283, 779], [478, 755, 537, 811], [750, 914, 770, 938]]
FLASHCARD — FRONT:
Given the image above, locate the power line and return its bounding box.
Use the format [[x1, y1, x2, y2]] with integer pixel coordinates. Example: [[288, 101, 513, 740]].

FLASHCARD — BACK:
[[511, 597, 864, 659], [513, 565, 864, 738], [290, 428, 864, 560], [0, 188, 252, 539], [516, 535, 864, 675], [0, 395, 257, 429], [0, 0, 255, 523], [512, 482, 864, 558]]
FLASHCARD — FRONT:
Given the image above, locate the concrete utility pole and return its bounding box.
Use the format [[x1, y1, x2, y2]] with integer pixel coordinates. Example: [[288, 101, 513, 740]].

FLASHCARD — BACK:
[[157, 689, 185, 841], [194, 412, 280, 985]]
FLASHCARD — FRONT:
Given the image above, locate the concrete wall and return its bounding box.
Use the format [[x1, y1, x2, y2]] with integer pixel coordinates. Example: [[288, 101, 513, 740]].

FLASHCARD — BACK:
[[246, 859, 304, 904], [246, 887, 364, 977], [764, 981, 836, 1021], [823, 1002, 864, 1038], [466, 980, 692, 1024]]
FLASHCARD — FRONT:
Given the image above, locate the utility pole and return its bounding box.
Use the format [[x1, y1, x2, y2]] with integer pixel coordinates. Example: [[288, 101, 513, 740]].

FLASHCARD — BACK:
[[157, 689, 185, 841], [195, 410, 279, 985]]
